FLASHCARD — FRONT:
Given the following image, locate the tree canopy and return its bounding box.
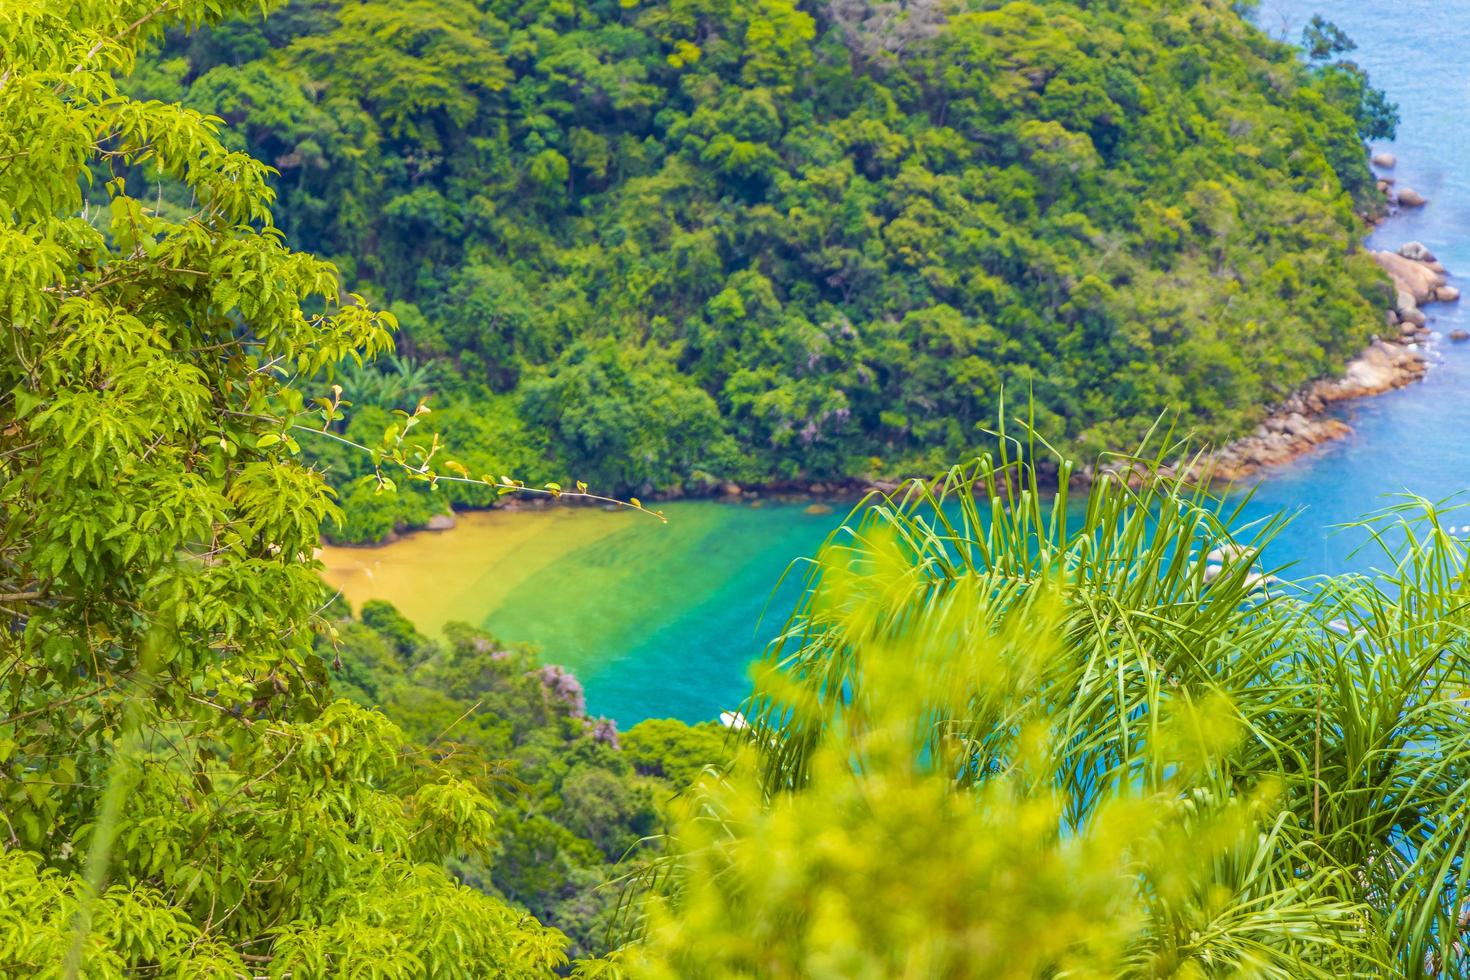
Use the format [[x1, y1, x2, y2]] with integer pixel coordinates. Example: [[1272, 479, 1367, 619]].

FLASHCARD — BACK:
[[0, 0, 566, 973], [14, 2, 1466, 977], [132, 0, 1397, 539]]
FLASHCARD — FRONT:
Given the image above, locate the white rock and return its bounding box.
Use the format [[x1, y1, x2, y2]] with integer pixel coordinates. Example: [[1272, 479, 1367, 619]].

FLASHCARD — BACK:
[[1243, 572, 1279, 593], [1372, 151, 1397, 168], [1206, 542, 1258, 564], [1399, 241, 1436, 262]]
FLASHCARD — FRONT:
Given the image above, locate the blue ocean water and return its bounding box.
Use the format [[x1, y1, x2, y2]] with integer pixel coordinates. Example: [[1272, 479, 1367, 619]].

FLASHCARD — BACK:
[[1241, 1, 1470, 572], [341, 3, 1470, 726]]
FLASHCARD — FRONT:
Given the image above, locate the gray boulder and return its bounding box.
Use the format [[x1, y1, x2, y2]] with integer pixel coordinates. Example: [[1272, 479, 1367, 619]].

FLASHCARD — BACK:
[[1399, 241, 1436, 262]]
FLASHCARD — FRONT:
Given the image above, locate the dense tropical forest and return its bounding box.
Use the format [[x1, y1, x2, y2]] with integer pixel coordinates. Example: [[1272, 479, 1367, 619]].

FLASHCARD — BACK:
[[17, 0, 1470, 977], [325, 604, 730, 958], [123, 0, 1399, 540]]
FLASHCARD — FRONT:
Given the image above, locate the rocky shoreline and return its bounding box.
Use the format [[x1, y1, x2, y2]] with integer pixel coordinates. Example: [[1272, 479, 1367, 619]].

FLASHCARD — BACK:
[[1168, 150, 1458, 485], [1189, 338, 1425, 482], [1190, 236, 1450, 483], [333, 153, 1458, 548]]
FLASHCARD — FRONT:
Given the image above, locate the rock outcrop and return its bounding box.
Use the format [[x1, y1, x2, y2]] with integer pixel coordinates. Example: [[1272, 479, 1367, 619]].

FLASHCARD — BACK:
[[1326, 340, 1428, 397], [1372, 246, 1450, 344], [1396, 186, 1428, 208], [1398, 241, 1435, 262], [1184, 228, 1458, 484], [1374, 248, 1445, 309], [1194, 341, 1427, 482], [1372, 151, 1397, 168]]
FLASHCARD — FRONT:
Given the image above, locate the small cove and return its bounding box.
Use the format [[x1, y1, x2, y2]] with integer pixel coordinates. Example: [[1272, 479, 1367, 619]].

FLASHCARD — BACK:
[[323, 1, 1470, 726]]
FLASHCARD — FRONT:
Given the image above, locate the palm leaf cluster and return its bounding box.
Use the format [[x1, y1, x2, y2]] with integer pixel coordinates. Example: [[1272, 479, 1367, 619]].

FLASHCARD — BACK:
[[638, 438, 1470, 977], [335, 353, 445, 410]]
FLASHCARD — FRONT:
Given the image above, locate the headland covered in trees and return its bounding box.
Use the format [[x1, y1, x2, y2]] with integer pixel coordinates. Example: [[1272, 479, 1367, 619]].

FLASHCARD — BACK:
[[128, 0, 1410, 541]]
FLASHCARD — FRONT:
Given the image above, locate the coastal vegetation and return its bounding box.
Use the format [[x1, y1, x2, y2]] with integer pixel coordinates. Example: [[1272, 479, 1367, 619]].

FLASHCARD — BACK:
[[0, 0, 578, 972], [129, 0, 1400, 540], [13, 0, 1470, 977], [634, 452, 1470, 976], [325, 603, 730, 958]]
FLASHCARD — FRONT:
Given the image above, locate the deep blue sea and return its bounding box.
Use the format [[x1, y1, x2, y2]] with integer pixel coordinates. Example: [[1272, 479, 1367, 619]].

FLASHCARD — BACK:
[[327, 3, 1470, 726]]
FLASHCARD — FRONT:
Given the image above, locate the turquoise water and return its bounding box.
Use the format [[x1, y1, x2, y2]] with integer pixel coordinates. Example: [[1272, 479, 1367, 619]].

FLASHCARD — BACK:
[[322, 501, 847, 726], [478, 502, 840, 730], [595, 1, 1470, 723], [330, 3, 1470, 726]]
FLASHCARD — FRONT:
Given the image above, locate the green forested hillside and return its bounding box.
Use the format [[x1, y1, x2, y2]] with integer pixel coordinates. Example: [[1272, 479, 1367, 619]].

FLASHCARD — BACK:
[[21, 2, 1470, 976], [324, 603, 730, 958], [1, 1, 569, 972], [132, 0, 1395, 539]]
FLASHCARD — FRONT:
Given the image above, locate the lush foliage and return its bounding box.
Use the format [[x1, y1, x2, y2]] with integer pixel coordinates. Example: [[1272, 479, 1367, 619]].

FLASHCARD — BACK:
[[14, 0, 1465, 976], [1299, 13, 1399, 144], [134, 0, 1397, 539], [324, 603, 731, 957], [0, 1, 568, 973], [634, 447, 1470, 976]]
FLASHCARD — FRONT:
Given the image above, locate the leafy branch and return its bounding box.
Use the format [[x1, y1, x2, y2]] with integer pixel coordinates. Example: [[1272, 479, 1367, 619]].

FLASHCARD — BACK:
[[292, 388, 667, 522]]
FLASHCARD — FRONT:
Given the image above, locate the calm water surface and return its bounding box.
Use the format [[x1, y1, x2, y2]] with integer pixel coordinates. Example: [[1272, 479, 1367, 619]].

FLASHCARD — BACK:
[[322, 502, 840, 726], [1244, 0, 1470, 564], [325, 3, 1470, 726]]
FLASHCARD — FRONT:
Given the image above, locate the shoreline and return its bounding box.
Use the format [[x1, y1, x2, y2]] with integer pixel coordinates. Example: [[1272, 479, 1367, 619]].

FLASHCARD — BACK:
[[1194, 238, 1455, 481], [1117, 154, 1454, 487], [327, 155, 1454, 548]]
